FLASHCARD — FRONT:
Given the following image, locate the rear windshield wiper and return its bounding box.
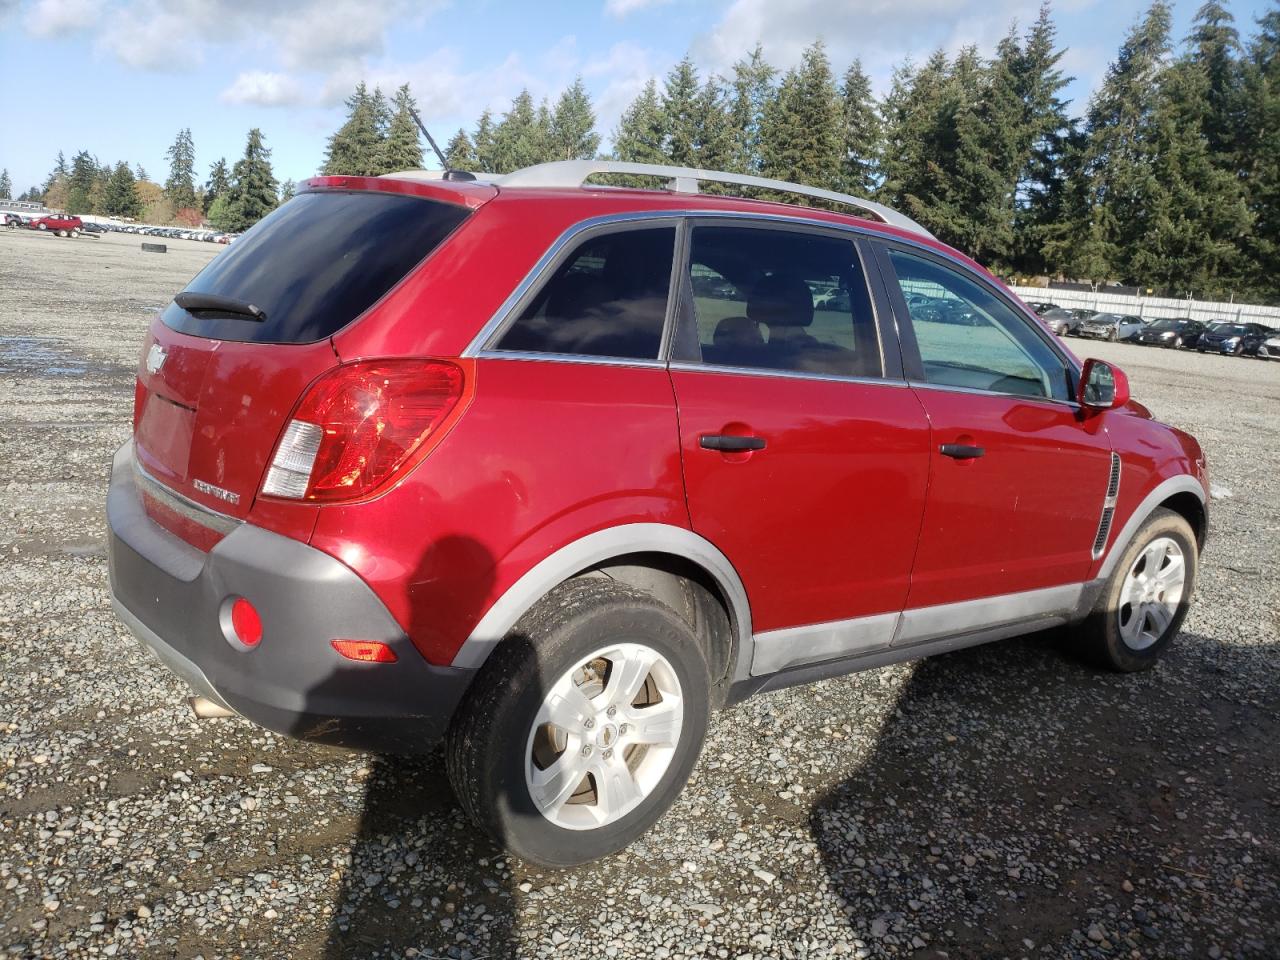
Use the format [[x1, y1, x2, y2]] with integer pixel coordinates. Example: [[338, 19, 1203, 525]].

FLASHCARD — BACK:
[[174, 291, 268, 322]]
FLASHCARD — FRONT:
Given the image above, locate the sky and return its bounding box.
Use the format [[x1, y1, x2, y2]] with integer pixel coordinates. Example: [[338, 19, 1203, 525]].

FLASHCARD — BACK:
[[0, 0, 1273, 195]]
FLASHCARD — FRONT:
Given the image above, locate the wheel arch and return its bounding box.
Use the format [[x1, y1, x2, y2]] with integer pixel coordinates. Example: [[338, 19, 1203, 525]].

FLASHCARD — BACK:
[[451, 523, 754, 696], [1097, 474, 1207, 581]]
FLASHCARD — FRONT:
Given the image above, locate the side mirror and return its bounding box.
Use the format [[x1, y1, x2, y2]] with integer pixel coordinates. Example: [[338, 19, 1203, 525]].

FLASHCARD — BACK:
[[1078, 358, 1130, 410]]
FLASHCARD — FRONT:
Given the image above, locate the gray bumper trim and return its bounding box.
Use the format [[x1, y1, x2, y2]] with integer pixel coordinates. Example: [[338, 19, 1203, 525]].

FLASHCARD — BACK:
[[106, 441, 475, 752]]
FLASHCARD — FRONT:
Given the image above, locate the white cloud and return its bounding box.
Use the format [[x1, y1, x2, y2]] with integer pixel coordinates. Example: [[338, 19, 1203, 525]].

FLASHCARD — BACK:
[[221, 71, 308, 107], [23, 0, 99, 37], [604, 0, 673, 19], [695, 0, 1046, 93], [583, 42, 663, 135]]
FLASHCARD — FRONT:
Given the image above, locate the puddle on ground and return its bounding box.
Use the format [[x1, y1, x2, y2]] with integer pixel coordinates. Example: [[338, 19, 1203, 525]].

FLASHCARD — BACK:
[[0, 336, 117, 376]]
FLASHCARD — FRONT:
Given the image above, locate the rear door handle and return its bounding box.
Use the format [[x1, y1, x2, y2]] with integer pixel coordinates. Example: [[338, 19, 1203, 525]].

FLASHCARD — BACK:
[[940, 443, 984, 459], [700, 434, 766, 452]]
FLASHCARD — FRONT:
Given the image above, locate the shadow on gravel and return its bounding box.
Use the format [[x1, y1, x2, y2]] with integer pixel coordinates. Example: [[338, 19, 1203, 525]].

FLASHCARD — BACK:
[[322, 753, 519, 960], [809, 629, 1280, 957]]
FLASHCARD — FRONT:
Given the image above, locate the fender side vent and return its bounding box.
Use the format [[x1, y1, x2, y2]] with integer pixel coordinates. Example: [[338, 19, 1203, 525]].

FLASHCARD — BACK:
[[1092, 453, 1122, 559]]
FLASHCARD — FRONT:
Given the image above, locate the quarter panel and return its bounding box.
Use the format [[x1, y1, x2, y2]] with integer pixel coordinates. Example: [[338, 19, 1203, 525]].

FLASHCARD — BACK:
[[307, 357, 688, 665]]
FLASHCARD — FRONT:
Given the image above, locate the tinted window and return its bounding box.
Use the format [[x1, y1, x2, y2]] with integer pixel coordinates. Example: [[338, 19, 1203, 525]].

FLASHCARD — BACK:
[[888, 249, 1071, 401], [495, 228, 675, 360], [162, 191, 468, 344], [686, 227, 880, 378]]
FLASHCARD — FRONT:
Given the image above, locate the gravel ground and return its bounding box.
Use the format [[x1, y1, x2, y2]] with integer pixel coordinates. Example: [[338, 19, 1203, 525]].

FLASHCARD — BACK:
[[1, 227, 1277, 960]]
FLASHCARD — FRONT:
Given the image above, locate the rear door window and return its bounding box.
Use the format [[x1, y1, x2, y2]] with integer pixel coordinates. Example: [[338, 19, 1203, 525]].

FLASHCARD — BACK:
[[162, 190, 469, 344], [684, 226, 882, 378], [493, 227, 676, 360]]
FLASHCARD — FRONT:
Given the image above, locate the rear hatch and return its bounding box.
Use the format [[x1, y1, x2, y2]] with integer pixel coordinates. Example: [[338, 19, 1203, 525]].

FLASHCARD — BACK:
[[134, 186, 473, 520]]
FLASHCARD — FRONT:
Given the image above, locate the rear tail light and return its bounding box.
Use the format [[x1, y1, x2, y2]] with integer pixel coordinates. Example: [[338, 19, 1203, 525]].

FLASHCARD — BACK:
[[262, 359, 472, 503], [331, 639, 398, 663]]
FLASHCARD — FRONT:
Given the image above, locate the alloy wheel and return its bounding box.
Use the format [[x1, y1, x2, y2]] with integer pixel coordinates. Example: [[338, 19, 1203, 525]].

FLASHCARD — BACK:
[[1118, 536, 1186, 651], [525, 642, 684, 830]]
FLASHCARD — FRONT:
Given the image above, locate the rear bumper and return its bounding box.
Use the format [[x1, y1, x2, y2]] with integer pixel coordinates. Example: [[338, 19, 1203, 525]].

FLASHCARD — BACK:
[[106, 441, 474, 753]]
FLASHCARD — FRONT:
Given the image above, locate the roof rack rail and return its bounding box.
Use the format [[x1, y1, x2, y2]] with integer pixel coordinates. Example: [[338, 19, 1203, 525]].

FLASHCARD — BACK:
[[496, 160, 932, 238]]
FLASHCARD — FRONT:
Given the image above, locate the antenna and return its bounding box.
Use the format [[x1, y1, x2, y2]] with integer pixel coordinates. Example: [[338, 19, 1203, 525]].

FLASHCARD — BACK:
[[407, 105, 449, 169]]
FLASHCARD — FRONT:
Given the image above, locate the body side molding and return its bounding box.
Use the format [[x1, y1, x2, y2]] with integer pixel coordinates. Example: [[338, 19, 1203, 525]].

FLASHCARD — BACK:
[[1096, 474, 1207, 581], [451, 523, 754, 676]]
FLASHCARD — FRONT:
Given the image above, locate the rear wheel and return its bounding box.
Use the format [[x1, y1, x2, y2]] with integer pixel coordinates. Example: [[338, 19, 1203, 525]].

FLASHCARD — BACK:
[[446, 579, 710, 866], [1075, 508, 1197, 671], [69, 229, 79, 238]]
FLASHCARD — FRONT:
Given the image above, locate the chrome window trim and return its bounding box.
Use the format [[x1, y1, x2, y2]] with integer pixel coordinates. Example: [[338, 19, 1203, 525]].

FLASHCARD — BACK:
[[461, 208, 1015, 363], [907, 379, 1083, 410], [133, 451, 240, 535], [473, 349, 668, 370], [667, 360, 909, 389]]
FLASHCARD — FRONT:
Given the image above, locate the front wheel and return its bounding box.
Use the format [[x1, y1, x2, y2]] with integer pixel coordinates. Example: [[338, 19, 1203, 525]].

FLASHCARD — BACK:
[[1173, 336, 1183, 348], [1075, 507, 1197, 671], [1109, 329, 1118, 341], [446, 579, 710, 866]]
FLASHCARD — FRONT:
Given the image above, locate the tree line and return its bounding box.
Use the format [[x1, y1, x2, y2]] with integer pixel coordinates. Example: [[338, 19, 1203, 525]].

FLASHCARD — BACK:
[[14, 127, 286, 233], [328, 1, 1275, 303]]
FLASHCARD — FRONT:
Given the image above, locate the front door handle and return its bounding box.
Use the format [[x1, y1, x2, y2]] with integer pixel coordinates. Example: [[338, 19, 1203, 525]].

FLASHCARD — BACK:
[[700, 434, 766, 452], [940, 443, 985, 459]]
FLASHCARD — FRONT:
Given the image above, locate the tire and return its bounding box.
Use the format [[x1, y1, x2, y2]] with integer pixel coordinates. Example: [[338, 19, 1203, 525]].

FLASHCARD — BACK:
[[446, 578, 710, 867], [1075, 507, 1197, 672], [1233, 343, 1244, 356], [37, 223, 47, 230]]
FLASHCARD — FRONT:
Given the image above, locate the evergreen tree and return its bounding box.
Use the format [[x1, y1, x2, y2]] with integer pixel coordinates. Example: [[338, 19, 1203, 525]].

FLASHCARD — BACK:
[[66, 151, 99, 214], [382, 84, 425, 172], [204, 158, 230, 214], [727, 45, 776, 174], [491, 90, 549, 172], [0, 169, 10, 200], [1013, 4, 1074, 274], [612, 79, 667, 164], [1188, 0, 1243, 157], [223, 128, 279, 232], [1068, 2, 1175, 284], [279, 179, 296, 202], [838, 59, 880, 195], [44, 151, 67, 194], [473, 110, 498, 171], [164, 128, 197, 210], [101, 162, 142, 218], [693, 77, 734, 171], [878, 52, 951, 214], [1241, 7, 1280, 297], [323, 83, 385, 176], [662, 57, 702, 166], [548, 78, 600, 161], [135, 163, 148, 182], [445, 128, 479, 169], [760, 41, 843, 192]]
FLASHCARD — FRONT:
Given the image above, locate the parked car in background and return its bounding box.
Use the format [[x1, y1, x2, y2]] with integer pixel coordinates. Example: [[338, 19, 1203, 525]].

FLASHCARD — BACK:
[[1137, 318, 1205, 349], [1257, 331, 1280, 360], [80, 222, 106, 239], [1025, 300, 1061, 315], [1077, 312, 1144, 342], [29, 214, 83, 237], [1039, 306, 1080, 336], [106, 159, 1209, 866], [4, 212, 27, 229], [1196, 322, 1276, 356]]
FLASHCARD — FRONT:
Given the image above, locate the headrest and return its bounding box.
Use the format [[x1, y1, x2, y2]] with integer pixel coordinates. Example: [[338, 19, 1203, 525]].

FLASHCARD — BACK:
[[748, 272, 814, 328]]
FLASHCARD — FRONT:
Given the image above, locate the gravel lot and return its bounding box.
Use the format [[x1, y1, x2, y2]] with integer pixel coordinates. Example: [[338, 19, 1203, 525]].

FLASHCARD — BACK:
[[1, 227, 1277, 960]]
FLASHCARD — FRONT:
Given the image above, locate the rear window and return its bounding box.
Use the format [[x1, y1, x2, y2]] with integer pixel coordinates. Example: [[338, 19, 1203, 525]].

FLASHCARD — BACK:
[[162, 190, 469, 344]]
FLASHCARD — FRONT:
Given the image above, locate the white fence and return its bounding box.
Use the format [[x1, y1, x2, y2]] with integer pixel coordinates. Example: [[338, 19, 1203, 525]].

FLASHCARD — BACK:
[[1009, 285, 1280, 326]]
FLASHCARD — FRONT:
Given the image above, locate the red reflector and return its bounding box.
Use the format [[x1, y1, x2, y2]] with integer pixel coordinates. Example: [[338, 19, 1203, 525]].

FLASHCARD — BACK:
[[230, 598, 262, 647], [331, 640, 398, 663]]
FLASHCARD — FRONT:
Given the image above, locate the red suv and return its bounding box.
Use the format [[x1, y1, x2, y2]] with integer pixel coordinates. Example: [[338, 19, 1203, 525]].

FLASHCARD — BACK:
[[107, 161, 1208, 866], [30, 213, 83, 236]]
